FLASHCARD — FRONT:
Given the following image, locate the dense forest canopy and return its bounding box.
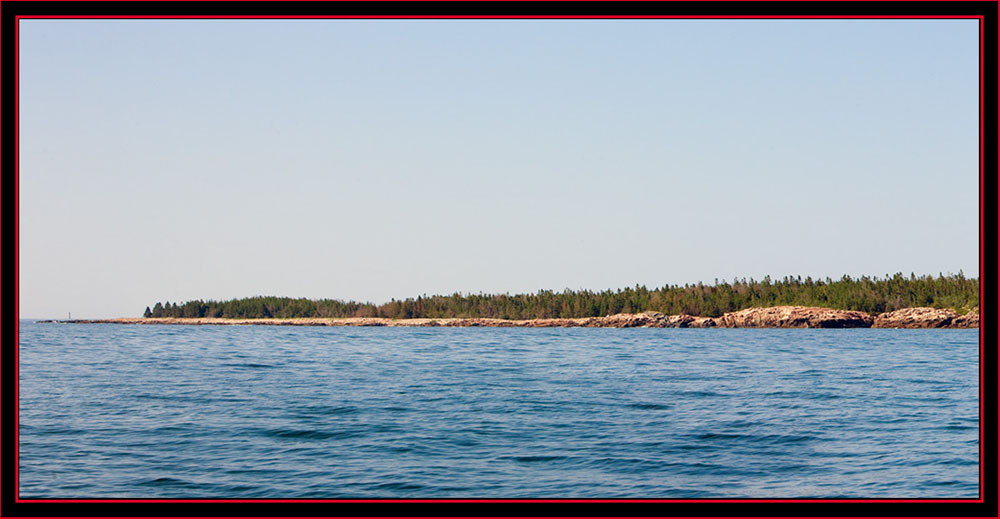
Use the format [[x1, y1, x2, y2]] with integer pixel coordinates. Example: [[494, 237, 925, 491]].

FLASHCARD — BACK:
[[143, 273, 979, 320]]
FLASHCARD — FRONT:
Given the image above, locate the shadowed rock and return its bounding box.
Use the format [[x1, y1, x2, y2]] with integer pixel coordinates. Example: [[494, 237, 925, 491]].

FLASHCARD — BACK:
[[952, 310, 979, 328], [873, 307, 964, 328], [688, 316, 720, 328], [718, 306, 874, 328]]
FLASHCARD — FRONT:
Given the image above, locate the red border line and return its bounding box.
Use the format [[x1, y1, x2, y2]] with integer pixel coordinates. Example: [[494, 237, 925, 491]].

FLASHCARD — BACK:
[[10, 498, 985, 504], [989, 8, 995, 507], [3, 1, 7, 510], [978, 13, 985, 504], [11, 14, 987, 506], [14, 10, 20, 505], [10, 14, 985, 19]]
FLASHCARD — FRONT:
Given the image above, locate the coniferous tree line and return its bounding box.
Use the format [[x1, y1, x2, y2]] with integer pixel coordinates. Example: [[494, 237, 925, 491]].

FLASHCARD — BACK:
[[143, 272, 979, 320]]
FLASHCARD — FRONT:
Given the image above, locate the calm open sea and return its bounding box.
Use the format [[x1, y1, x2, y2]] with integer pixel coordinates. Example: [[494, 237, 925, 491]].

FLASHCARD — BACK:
[[17, 320, 979, 498]]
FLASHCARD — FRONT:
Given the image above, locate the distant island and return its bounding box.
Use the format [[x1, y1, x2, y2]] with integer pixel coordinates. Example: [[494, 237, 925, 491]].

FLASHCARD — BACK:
[[56, 306, 977, 329], [136, 273, 978, 320], [41, 273, 980, 329]]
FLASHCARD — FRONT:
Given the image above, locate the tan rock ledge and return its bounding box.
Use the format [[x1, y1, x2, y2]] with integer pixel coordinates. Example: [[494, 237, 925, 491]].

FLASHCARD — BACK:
[[717, 306, 874, 328], [48, 306, 979, 329], [873, 307, 979, 329]]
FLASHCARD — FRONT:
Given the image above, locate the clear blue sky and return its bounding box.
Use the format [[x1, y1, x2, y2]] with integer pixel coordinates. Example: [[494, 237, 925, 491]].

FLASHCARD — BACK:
[[18, 19, 980, 319]]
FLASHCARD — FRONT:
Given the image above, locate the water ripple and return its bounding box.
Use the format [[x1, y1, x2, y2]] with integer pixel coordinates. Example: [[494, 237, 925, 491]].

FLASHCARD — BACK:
[[18, 323, 979, 498]]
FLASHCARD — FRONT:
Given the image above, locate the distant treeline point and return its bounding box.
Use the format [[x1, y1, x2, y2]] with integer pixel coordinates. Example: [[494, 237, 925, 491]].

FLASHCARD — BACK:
[[143, 273, 979, 320]]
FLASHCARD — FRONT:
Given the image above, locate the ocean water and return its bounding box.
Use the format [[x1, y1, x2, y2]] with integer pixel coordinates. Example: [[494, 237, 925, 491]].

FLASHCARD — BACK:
[[17, 321, 980, 499]]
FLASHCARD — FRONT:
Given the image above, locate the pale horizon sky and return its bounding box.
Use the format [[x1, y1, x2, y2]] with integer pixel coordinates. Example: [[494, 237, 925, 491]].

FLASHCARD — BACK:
[[18, 19, 980, 319]]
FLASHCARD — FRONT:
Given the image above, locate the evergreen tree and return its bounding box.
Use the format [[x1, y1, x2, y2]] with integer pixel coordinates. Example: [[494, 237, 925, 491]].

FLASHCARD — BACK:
[[143, 273, 979, 320]]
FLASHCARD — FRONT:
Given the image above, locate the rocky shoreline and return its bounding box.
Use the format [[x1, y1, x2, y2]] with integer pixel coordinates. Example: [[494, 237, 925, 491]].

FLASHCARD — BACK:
[[41, 306, 979, 329]]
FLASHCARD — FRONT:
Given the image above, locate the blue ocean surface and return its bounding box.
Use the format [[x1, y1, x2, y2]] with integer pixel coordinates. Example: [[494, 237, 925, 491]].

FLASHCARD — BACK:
[[17, 320, 979, 498]]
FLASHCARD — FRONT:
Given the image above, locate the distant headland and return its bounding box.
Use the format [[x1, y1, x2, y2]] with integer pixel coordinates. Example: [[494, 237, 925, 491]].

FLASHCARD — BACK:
[[47, 306, 979, 329], [38, 273, 980, 329]]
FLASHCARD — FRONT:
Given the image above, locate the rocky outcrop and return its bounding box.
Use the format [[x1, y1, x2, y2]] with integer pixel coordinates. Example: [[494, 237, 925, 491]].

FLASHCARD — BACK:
[[717, 306, 874, 328], [56, 307, 978, 328], [639, 312, 719, 328], [663, 313, 696, 327], [594, 312, 664, 328], [953, 310, 979, 328], [516, 318, 583, 328], [688, 316, 720, 328], [872, 307, 965, 328]]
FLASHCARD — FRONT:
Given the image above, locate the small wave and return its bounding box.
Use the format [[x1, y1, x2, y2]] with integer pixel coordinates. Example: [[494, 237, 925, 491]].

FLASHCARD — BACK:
[[717, 419, 759, 428], [869, 416, 911, 424], [695, 432, 747, 441], [914, 457, 978, 467], [925, 479, 970, 486], [222, 362, 278, 369], [372, 481, 426, 491], [265, 428, 360, 440], [222, 484, 262, 495], [671, 461, 772, 477], [223, 467, 286, 476], [674, 443, 714, 451], [137, 477, 199, 488], [293, 404, 361, 417], [588, 456, 672, 473], [131, 393, 224, 404], [939, 424, 976, 431], [761, 390, 801, 397], [505, 455, 566, 463], [628, 402, 673, 410], [20, 426, 87, 436], [898, 395, 954, 403], [805, 392, 843, 400], [587, 456, 777, 476], [676, 390, 726, 398], [693, 432, 819, 444]]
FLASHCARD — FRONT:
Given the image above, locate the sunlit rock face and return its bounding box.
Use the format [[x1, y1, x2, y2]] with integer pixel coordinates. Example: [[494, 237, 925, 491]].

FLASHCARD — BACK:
[[718, 306, 874, 328], [873, 307, 969, 328]]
